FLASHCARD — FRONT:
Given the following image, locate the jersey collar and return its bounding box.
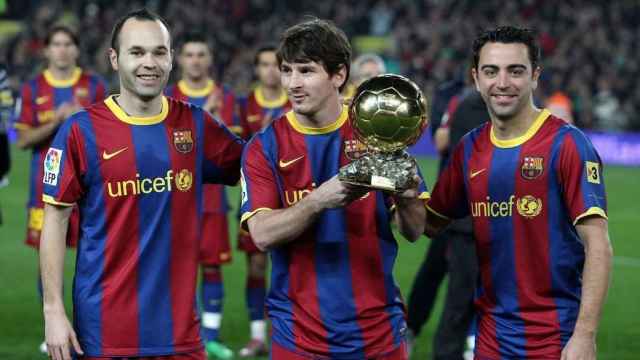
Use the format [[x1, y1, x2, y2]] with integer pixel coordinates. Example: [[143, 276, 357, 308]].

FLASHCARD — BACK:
[[104, 95, 169, 125], [43, 67, 82, 88], [490, 109, 550, 148], [255, 86, 288, 108], [286, 105, 348, 135], [178, 79, 214, 98]]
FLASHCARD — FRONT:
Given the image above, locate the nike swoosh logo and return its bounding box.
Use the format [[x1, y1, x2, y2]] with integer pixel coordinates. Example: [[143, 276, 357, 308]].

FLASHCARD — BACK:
[[36, 96, 49, 105], [247, 115, 261, 123], [470, 168, 486, 178], [102, 147, 128, 160], [279, 155, 304, 168]]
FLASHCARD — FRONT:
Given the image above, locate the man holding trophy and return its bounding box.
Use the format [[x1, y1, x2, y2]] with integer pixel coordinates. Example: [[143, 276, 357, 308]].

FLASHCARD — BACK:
[[240, 18, 428, 359]]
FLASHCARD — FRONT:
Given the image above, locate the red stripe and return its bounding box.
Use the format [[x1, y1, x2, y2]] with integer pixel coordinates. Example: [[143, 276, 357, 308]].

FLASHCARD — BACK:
[[91, 108, 140, 350], [340, 124, 394, 357], [469, 130, 501, 356], [512, 124, 562, 357], [164, 104, 202, 346], [74, 75, 92, 107]]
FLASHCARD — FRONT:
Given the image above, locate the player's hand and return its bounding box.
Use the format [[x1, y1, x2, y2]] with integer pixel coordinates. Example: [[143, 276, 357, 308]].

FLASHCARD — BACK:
[[54, 102, 77, 124], [392, 175, 422, 203], [44, 309, 84, 360], [561, 331, 596, 360], [308, 175, 370, 209], [203, 88, 223, 116]]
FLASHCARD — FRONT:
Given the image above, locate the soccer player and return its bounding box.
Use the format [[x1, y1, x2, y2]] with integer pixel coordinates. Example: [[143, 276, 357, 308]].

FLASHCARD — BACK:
[[342, 53, 386, 102], [39, 9, 243, 360], [12, 25, 106, 353], [235, 44, 290, 357], [165, 31, 239, 359], [240, 19, 427, 359], [424, 26, 612, 360]]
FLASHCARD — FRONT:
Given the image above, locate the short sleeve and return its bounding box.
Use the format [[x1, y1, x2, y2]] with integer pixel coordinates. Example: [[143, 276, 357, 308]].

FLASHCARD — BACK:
[[427, 140, 469, 220], [557, 129, 607, 225], [42, 115, 87, 206], [239, 136, 281, 230], [14, 83, 36, 130], [201, 110, 244, 185]]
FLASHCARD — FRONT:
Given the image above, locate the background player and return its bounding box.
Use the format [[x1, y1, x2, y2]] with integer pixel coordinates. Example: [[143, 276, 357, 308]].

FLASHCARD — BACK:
[[165, 31, 237, 359], [12, 24, 106, 353], [240, 18, 427, 359], [425, 26, 612, 360], [40, 9, 243, 360], [235, 44, 290, 358]]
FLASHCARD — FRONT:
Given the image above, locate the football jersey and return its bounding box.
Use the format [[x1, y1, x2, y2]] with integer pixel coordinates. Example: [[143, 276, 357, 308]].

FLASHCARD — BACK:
[[42, 95, 244, 357], [427, 110, 607, 359], [166, 79, 239, 214], [14, 68, 106, 210], [239, 85, 290, 138], [240, 106, 429, 358]]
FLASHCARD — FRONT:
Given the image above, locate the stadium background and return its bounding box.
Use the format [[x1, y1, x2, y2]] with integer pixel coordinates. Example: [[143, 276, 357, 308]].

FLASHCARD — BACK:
[[0, 0, 639, 358]]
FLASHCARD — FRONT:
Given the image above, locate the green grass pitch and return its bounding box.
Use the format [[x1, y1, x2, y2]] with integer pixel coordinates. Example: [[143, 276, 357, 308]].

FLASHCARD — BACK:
[[1, 145, 638, 359]]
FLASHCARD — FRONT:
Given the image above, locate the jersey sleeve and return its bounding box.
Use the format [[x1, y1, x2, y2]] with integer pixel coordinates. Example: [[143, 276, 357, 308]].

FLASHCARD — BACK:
[[557, 128, 608, 225], [239, 136, 281, 230], [426, 140, 469, 220], [14, 83, 36, 130], [42, 115, 88, 206], [201, 110, 244, 185]]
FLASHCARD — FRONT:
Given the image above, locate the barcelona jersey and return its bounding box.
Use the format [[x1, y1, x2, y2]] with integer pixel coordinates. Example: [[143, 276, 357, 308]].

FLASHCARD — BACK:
[[239, 85, 290, 138], [14, 68, 106, 244], [427, 110, 608, 359], [42, 96, 244, 356], [240, 106, 429, 358], [166, 79, 240, 214]]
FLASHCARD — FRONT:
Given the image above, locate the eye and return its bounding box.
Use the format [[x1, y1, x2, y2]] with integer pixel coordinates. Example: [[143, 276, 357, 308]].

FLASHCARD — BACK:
[[511, 68, 525, 76], [483, 69, 497, 77], [130, 50, 143, 56]]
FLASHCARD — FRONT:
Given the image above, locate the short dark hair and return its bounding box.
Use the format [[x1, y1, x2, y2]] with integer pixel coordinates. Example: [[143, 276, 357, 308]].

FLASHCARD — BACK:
[[254, 44, 277, 66], [277, 18, 352, 92], [45, 25, 79, 47], [472, 26, 540, 70], [179, 31, 210, 52], [110, 8, 171, 53]]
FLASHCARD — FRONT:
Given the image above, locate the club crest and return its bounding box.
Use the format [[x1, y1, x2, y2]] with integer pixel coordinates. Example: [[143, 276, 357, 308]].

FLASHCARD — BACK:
[[521, 156, 544, 180], [173, 130, 194, 154], [343, 139, 367, 160]]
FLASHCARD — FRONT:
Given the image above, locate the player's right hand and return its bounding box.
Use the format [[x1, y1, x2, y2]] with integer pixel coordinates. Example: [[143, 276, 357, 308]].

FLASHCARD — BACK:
[[309, 175, 370, 209], [44, 309, 84, 360]]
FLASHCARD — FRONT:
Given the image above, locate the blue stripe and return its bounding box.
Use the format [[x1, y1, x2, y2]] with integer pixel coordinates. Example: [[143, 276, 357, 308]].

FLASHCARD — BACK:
[[305, 132, 365, 358], [130, 123, 174, 350], [547, 128, 582, 345], [374, 191, 405, 347], [188, 95, 206, 108], [487, 146, 527, 357], [568, 128, 607, 211], [53, 87, 74, 108], [72, 112, 107, 355]]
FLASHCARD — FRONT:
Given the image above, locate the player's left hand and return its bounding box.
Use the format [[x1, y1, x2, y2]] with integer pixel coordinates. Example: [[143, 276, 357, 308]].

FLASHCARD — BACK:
[[204, 88, 223, 116], [561, 331, 596, 360]]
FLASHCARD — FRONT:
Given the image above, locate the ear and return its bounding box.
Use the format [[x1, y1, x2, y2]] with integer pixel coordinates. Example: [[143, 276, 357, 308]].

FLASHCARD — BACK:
[[331, 64, 348, 91], [108, 48, 118, 71], [471, 67, 480, 92], [531, 66, 541, 90]]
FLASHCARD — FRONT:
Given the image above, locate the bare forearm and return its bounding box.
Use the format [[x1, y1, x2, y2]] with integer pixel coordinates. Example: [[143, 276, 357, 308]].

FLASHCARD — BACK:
[[248, 195, 323, 251], [394, 199, 426, 242], [574, 237, 612, 335], [40, 204, 72, 313], [17, 122, 60, 149], [574, 217, 613, 336]]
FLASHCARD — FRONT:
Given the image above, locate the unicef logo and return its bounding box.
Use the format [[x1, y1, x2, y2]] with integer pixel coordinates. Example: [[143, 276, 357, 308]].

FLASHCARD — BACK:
[[175, 169, 193, 192], [516, 195, 542, 218]]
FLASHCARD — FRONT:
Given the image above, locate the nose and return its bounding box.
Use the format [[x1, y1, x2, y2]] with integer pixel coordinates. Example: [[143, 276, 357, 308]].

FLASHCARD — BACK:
[[496, 70, 509, 89], [141, 53, 157, 69], [287, 70, 303, 90]]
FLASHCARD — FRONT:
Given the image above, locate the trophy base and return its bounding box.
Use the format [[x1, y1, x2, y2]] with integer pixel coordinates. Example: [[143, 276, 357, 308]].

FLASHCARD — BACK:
[[338, 151, 417, 192]]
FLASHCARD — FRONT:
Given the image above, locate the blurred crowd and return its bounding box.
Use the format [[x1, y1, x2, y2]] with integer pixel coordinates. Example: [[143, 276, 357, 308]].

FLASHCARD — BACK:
[[1, 0, 639, 131]]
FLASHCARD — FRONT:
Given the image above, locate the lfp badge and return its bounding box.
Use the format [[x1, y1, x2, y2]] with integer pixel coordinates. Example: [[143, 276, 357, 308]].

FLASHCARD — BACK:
[[43, 148, 63, 185]]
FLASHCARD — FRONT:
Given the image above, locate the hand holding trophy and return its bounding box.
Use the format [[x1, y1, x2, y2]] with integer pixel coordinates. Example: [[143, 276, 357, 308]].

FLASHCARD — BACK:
[[339, 74, 428, 192]]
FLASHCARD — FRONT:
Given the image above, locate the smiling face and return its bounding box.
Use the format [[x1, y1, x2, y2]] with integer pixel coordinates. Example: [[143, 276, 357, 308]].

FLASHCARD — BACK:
[[472, 42, 541, 122], [280, 60, 345, 119], [178, 41, 211, 82], [109, 18, 172, 101]]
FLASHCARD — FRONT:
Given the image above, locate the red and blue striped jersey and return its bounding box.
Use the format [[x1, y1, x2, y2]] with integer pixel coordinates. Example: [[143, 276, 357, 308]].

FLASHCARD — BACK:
[[427, 110, 608, 359], [165, 79, 240, 214], [14, 68, 106, 209], [239, 85, 290, 138], [240, 106, 429, 358], [42, 95, 244, 357]]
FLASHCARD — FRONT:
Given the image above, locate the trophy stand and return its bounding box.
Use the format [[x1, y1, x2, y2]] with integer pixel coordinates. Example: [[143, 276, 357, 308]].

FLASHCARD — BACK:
[[339, 150, 418, 192]]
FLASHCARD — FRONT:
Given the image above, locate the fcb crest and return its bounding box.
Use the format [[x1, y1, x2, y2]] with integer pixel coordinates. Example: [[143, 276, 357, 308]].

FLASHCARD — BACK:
[[344, 139, 368, 160], [521, 156, 544, 180], [74, 87, 89, 99], [173, 130, 194, 154]]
